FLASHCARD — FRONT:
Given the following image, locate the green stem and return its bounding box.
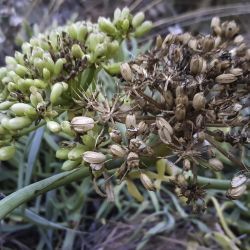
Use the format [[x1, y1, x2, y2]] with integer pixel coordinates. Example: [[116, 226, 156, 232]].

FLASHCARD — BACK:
[[0, 167, 89, 220]]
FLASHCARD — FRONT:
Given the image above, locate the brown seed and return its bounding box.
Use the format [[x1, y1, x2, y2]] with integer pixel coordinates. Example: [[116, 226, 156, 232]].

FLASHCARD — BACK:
[[83, 151, 106, 164], [227, 184, 246, 200], [183, 159, 191, 171], [120, 63, 132, 81], [234, 35, 244, 45], [156, 35, 163, 49], [156, 117, 173, 135], [158, 127, 172, 144], [110, 144, 127, 158], [175, 94, 189, 107], [125, 113, 136, 128], [192, 92, 206, 111], [224, 21, 239, 39], [215, 73, 237, 84], [197, 131, 206, 142], [190, 55, 206, 75], [138, 121, 148, 134], [127, 152, 140, 168], [175, 104, 186, 121], [109, 129, 122, 143], [140, 172, 155, 191], [71, 116, 95, 133], [208, 158, 224, 171], [188, 39, 198, 51], [231, 174, 247, 188], [229, 68, 243, 76], [202, 36, 215, 52], [163, 90, 174, 108]]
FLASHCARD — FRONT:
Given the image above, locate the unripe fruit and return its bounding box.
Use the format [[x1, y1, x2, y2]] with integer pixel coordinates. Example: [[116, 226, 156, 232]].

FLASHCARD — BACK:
[[0, 145, 15, 161], [10, 103, 36, 116], [61, 159, 81, 171], [56, 148, 71, 160], [68, 145, 86, 161]]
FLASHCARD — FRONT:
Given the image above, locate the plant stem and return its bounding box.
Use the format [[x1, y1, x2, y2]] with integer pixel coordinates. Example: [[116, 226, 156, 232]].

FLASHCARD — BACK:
[[0, 167, 89, 220]]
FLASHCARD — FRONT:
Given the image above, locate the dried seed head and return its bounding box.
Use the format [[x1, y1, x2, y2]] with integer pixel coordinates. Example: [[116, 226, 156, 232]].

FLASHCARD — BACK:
[[188, 39, 198, 51], [183, 159, 191, 171], [83, 151, 106, 164], [231, 174, 247, 188], [211, 17, 222, 36], [109, 129, 122, 143], [127, 152, 140, 168], [208, 158, 224, 171], [175, 104, 186, 121], [162, 34, 176, 48], [192, 92, 206, 111], [215, 73, 237, 84], [71, 116, 95, 133], [190, 55, 206, 75], [120, 63, 133, 81], [156, 35, 163, 49], [179, 32, 191, 44], [125, 113, 136, 129], [140, 172, 155, 191], [227, 184, 246, 200], [110, 144, 127, 158], [156, 117, 173, 135]]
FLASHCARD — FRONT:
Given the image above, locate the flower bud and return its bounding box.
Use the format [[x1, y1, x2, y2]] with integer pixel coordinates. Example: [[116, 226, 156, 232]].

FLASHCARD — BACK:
[[15, 64, 29, 77], [125, 113, 136, 128], [10, 103, 36, 117], [103, 62, 121, 75], [56, 148, 70, 160], [77, 25, 88, 42], [132, 12, 145, 28], [127, 152, 139, 168], [47, 121, 61, 133], [71, 44, 84, 58], [61, 159, 81, 171], [121, 19, 130, 33], [68, 145, 86, 161], [215, 73, 237, 84], [83, 151, 106, 164], [0, 145, 15, 161], [68, 24, 78, 40], [120, 63, 132, 81], [134, 21, 153, 37], [110, 144, 127, 158], [61, 121, 75, 136], [231, 174, 247, 188], [7, 117, 32, 130], [208, 158, 224, 171], [50, 82, 67, 104], [192, 92, 206, 111], [140, 172, 155, 191], [98, 17, 117, 36], [227, 184, 246, 200], [71, 116, 95, 133], [43, 68, 51, 80], [0, 101, 14, 111], [54, 58, 66, 76]]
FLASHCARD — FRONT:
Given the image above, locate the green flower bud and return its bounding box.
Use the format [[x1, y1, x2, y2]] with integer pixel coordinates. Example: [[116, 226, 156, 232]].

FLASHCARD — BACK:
[[68, 24, 78, 40], [61, 159, 81, 171], [10, 103, 37, 117], [68, 145, 86, 161], [0, 145, 15, 161], [21, 42, 32, 56], [86, 33, 104, 51], [30, 87, 44, 107], [33, 58, 45, 72], [50, 82, 64, 104], [134, 21, 153, 37], [132, 12, 145, 28], [15, 64, 29, 77], [18, 78, 34, 92], [107, 40, 119, 55], [5, 56, 17, 66], [34, 79, 48, 89], [121, 19, 130, 33], [14, 51, 25, 65], [46, 121, 61, 133], [7, 117, 32, 130], [7, 82, 18, 92], [77, 25, 88, 42], [61, 121, 76, 137], [0, 101, 14, 111], [43, 55, 55, 73], [113, 8, 121, 24], [54, 58, 66, 76], [0, 125, 8, 135], [43, 68, 51, 80], [98, 17, 117, 36], [71, 44, 84, 58], [56, 147, 70, 160], [120, 7, 130, 20], [103, 62, 121, 75], [94, 43, 107, 58]]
